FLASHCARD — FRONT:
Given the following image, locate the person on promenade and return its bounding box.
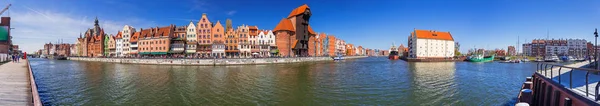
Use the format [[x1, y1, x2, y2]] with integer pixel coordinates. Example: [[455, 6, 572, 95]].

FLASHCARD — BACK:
[[11, 55, 14, 63], [15, 54, 19, 63]]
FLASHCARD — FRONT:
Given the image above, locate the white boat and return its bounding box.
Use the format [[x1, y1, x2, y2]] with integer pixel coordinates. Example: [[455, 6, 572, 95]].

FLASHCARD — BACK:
[[333, 54, 344, 60], [521, 59, 530, 62], [544, 54, 560, 62]]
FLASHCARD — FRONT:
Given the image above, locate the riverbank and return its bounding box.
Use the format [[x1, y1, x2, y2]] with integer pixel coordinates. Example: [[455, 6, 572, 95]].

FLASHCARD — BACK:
[[68, 56, 368, 66], [0, 59, 41, 105]]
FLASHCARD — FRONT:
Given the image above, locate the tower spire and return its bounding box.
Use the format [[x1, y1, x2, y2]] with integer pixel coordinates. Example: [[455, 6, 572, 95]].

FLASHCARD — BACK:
[[94, 16, 99, 26]]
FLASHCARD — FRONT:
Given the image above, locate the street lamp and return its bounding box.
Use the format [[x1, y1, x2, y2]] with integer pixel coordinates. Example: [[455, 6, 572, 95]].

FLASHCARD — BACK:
[[595, 28, 598, 69]]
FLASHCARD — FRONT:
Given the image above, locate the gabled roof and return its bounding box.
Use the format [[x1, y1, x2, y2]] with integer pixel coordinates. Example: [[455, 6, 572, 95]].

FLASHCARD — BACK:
[[273, 19, 295, 32], [130, 32, 140, 42], [288, 4, 310, 18], [413, 29, 454, 41], [115, 31, 122, 39]]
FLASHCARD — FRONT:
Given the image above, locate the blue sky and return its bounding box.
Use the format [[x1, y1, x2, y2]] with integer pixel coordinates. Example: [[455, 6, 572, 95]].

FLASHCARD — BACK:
[[3, 0, 600, 53]]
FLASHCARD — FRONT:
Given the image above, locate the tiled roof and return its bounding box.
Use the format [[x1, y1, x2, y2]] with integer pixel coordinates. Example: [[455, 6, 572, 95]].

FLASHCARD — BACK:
[[140, 28, 152, 38], [115, 31, 122, 39], [155, 26, 173, 38], [130, 32, 140, 42], [287, 4, 310, 18], [413, 29, 454, 41], [308, 25, 316, 35], [273, 19, 295, 32]]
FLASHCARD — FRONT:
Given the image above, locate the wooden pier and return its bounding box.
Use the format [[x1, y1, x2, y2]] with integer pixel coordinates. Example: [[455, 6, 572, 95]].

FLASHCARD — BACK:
[[0, 59, 41, 105]]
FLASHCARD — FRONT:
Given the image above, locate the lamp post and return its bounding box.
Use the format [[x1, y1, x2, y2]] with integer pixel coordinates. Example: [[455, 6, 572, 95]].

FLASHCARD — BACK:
[[595, 28, 598, 69]]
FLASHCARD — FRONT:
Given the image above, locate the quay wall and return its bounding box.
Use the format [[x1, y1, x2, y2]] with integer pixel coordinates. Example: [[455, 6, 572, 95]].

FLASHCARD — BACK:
[[68, 56, 368, 66]]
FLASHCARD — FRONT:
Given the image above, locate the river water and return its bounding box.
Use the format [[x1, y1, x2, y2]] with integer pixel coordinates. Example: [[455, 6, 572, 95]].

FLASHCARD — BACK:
[[30, 57, 539, 105]]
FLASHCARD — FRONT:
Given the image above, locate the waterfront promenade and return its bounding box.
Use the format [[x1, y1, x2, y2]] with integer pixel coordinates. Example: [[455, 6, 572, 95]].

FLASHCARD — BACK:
[[537, 61, 600, 103], [0, 59, 39, 105], [68, 56, 368, 65]]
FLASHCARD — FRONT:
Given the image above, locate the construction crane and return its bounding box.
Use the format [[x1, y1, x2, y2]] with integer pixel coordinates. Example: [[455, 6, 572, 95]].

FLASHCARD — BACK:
[[0, 4, 10, 16]]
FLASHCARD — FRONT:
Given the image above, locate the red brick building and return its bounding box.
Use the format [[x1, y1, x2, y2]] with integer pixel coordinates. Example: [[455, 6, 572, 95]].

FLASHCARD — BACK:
[[508, 46, 516, 56], [273, 4, 316, 57], [84, 18, 106, 57]]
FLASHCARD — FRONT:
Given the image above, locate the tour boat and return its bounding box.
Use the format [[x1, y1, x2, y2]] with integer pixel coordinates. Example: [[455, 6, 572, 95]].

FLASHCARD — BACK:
[[468, 55, 494, 62]]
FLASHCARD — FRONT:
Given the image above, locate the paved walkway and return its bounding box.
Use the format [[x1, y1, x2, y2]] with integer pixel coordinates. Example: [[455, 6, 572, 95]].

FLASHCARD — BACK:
[[0, 59, 32, 105], [538, 61, 600, 101]]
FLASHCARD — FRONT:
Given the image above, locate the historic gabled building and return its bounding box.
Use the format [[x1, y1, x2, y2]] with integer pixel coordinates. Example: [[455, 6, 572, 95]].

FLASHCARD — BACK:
[[273, 4, 316, 57], [129, 32, 140, 56], [197, 13, 213, 57], [115, 32, 123, 57], [170, 26, 186, 55], [138, 25, 175, 55], [211, 20, 226, 58], [249, 26, 259, 56], [76, 33, 86, 56], [107, 34, 116, 57], [224, 19, 239, 58], [237, 25, 251, 58], [104, 35, 110, 56], [186, 21, 197, 55], [265, 30, 277, 57], [121, 25, 135, 56], [84, 17, 106, 57]]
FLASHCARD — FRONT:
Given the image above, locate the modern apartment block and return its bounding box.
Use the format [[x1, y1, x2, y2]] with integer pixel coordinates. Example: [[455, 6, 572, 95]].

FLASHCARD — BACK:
[[522, 39, 586, 57]]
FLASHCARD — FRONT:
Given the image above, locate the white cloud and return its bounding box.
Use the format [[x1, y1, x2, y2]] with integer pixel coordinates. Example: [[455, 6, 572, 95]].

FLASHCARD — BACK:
[[227, 10, 237, 16], [10, 7, 157, 53]]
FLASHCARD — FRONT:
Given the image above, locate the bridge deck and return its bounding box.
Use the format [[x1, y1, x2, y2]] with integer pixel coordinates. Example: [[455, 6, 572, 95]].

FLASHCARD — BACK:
[[0, 60, 32, 105]]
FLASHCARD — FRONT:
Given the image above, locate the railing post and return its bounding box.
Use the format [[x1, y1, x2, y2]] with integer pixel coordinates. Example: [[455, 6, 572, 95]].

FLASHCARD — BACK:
[[586, 72, 590, 97], [596, 81, 600, 101], [570, 69, 573, 89]]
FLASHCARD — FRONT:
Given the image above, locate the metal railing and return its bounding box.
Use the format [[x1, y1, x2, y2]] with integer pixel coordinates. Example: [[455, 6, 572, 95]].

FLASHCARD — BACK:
[[537, 62, 600, 101]]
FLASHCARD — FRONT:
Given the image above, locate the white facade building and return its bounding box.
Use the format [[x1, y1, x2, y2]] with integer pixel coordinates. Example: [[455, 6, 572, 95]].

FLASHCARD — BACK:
[[115, 32, 123, 57], [407, 30, 455, 58], [545, 45, 568, 56], [567, 39, 587, 57], [186, 21, 197, 54], [121, 25, 135, 56]]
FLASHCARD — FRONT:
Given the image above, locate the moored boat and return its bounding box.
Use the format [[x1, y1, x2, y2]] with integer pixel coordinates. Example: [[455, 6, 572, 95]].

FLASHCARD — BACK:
[[544, 54, 559, 62], [468, 55, 494, 62], [388, 43, 399, 60]]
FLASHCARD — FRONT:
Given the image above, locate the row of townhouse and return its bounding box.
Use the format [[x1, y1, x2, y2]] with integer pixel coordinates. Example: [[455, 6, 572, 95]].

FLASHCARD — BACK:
[[73, 4, 370, 58]]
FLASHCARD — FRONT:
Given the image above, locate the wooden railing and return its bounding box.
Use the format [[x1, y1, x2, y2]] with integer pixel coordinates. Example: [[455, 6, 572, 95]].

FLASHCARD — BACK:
[[26, 59, 42, 106]]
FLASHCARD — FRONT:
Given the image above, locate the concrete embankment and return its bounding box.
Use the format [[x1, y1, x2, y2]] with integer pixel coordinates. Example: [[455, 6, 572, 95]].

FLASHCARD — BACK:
[[68, 56, 368, 66]]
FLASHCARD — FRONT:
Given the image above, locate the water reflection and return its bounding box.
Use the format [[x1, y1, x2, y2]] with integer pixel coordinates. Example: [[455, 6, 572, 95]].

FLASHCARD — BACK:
[[30, 58, 538, 105], [408, 62, 458, 105]]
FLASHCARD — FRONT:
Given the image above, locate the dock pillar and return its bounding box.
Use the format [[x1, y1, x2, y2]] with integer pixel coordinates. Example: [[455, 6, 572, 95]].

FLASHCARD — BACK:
[[520, 89, 533, 104]]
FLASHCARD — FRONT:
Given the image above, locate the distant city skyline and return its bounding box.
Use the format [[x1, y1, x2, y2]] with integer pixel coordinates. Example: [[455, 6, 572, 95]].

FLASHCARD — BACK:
[[3, 0, 600, 53]]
